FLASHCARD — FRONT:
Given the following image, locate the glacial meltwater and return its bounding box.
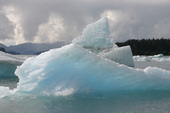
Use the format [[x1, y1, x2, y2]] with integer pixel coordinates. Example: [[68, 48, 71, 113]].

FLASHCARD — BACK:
[[1, 90, 170, 113]]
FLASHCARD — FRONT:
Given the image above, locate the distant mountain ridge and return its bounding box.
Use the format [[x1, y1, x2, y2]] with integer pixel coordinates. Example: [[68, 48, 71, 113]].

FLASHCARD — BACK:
[[0, 42, 67, 55]]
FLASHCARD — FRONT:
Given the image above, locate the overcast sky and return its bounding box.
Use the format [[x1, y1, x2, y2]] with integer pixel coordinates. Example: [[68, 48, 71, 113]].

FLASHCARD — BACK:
[[0, 0, 170, 45]]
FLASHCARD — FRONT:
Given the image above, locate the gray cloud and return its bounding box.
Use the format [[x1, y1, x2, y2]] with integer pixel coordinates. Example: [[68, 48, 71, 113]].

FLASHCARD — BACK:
[[0, 0, 170, 45], [0, 11, 14, 40]]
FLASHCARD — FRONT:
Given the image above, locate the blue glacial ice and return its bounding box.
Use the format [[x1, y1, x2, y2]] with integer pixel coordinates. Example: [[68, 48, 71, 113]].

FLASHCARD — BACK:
[[15, 44, 170, 96]]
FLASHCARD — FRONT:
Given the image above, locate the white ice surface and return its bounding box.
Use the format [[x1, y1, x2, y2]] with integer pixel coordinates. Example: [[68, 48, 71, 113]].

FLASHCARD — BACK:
[[72, 17, 115, 49], [99, 46, 134, 67], [0, 86, 16, 98], [72, 17, 134, 67]]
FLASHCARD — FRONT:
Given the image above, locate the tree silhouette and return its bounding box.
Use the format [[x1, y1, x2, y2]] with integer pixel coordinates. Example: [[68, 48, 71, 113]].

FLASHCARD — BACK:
[[116, 38, 170, 55]]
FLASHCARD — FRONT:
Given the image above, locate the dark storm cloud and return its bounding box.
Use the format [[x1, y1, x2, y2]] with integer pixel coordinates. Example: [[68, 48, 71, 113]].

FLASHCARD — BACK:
[[0, 0, 170, 45]]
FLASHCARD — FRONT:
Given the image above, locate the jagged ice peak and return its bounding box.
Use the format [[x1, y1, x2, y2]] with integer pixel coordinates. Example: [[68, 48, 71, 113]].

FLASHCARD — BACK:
[[72, 17, 115, 48]]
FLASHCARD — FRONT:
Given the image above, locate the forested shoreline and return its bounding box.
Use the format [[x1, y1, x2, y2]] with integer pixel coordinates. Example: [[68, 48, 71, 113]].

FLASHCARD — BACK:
[[116, 38, 170, 55], [1, 38, 170, 55], [0, 47, 5, 52]]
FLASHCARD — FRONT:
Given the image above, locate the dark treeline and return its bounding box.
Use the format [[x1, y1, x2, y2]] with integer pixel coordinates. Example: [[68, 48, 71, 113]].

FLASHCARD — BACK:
[[0, 47, 5, 52], [116, 38, 170, 55]]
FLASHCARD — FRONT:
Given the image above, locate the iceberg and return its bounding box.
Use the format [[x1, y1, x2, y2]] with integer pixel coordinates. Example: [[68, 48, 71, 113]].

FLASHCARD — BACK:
[[8, 17, 170, 97], [0, 51, 27, 77], [0, 62, 18, 77], [15, 44, 170, 96], [72, 17, 134, 67]]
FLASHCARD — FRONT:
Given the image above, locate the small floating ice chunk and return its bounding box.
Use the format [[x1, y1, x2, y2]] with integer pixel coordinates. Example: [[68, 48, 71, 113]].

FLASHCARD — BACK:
[[153, 54, 163, 58], [133, 55, 150, 61], [133, 54, 170, 62]]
